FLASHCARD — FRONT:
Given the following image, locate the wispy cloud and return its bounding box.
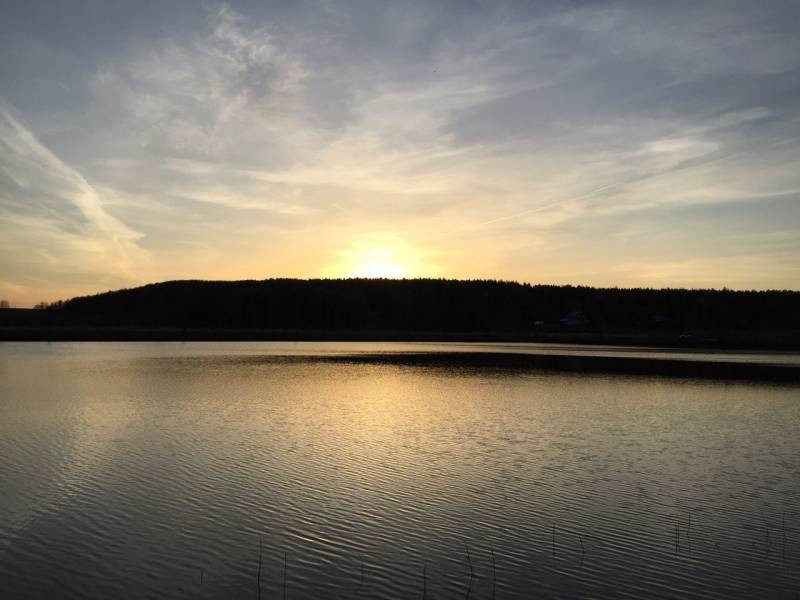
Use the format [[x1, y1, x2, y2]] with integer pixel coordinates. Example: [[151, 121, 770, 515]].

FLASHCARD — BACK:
[[0, 105, 148, 302]]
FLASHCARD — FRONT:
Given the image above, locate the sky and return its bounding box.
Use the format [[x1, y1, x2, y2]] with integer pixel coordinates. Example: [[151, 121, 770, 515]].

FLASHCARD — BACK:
[[1, 1, 799, 306]]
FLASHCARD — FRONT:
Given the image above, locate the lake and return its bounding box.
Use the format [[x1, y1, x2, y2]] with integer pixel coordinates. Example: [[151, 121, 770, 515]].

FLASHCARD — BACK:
[[1, 342, 798, 599]]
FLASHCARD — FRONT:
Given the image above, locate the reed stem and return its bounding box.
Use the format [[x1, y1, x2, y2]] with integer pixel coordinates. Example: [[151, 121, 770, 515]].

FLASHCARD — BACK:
[[464, 542, 474, 578], [257, 537, 262, 600], [490, 543, 496, 585]]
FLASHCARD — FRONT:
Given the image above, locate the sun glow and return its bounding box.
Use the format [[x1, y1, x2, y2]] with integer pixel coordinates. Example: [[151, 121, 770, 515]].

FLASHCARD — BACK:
[[352, 246, 409, 278], [352, 247, 408, 279], [326, 236, 439, 279]]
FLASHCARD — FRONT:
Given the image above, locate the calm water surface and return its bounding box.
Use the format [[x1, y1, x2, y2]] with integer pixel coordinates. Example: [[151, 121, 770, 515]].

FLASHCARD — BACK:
[[1, 342, 798, 599]]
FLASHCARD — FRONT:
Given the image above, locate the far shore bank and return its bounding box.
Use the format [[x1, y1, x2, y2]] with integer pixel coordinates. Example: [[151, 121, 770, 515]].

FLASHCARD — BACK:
[[1, 326, 799, 351], [2, 330, 798, 382]]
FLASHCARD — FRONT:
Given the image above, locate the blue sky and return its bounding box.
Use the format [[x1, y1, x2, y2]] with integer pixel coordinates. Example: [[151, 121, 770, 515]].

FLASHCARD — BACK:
[[1, 1, 799, 305]]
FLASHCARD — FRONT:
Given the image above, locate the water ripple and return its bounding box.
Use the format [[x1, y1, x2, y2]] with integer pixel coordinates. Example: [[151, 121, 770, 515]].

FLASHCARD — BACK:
[[0, 342, 798, 599]]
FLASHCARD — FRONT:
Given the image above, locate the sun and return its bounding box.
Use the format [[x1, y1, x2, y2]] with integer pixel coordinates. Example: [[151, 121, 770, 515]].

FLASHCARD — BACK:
[[326, 236, 438, 279], [351, 246, 409, 278]]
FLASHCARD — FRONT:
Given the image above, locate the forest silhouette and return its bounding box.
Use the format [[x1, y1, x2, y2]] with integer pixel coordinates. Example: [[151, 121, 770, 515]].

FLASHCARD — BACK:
[[2, 279, 798, 347]]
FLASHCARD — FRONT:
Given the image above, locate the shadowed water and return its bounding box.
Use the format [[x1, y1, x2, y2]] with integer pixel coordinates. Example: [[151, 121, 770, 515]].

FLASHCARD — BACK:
[[1, 342, 798, 599]]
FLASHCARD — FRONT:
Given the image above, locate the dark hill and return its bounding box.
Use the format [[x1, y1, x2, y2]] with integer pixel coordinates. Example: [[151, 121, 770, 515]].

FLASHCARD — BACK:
[[8, 279, 799, 341]]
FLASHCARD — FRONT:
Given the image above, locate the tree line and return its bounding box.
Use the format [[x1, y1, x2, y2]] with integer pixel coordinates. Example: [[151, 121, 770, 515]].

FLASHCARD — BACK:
[[17, 278, 799, 333]]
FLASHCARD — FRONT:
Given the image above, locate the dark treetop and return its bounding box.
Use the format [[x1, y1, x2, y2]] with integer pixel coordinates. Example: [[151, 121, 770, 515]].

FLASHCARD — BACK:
[[2, 279, 798, 348]]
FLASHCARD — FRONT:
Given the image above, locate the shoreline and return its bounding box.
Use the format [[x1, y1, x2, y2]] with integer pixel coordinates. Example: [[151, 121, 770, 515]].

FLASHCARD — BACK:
[[2, 333, 798, 382], [1, 326, 799, 350]]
